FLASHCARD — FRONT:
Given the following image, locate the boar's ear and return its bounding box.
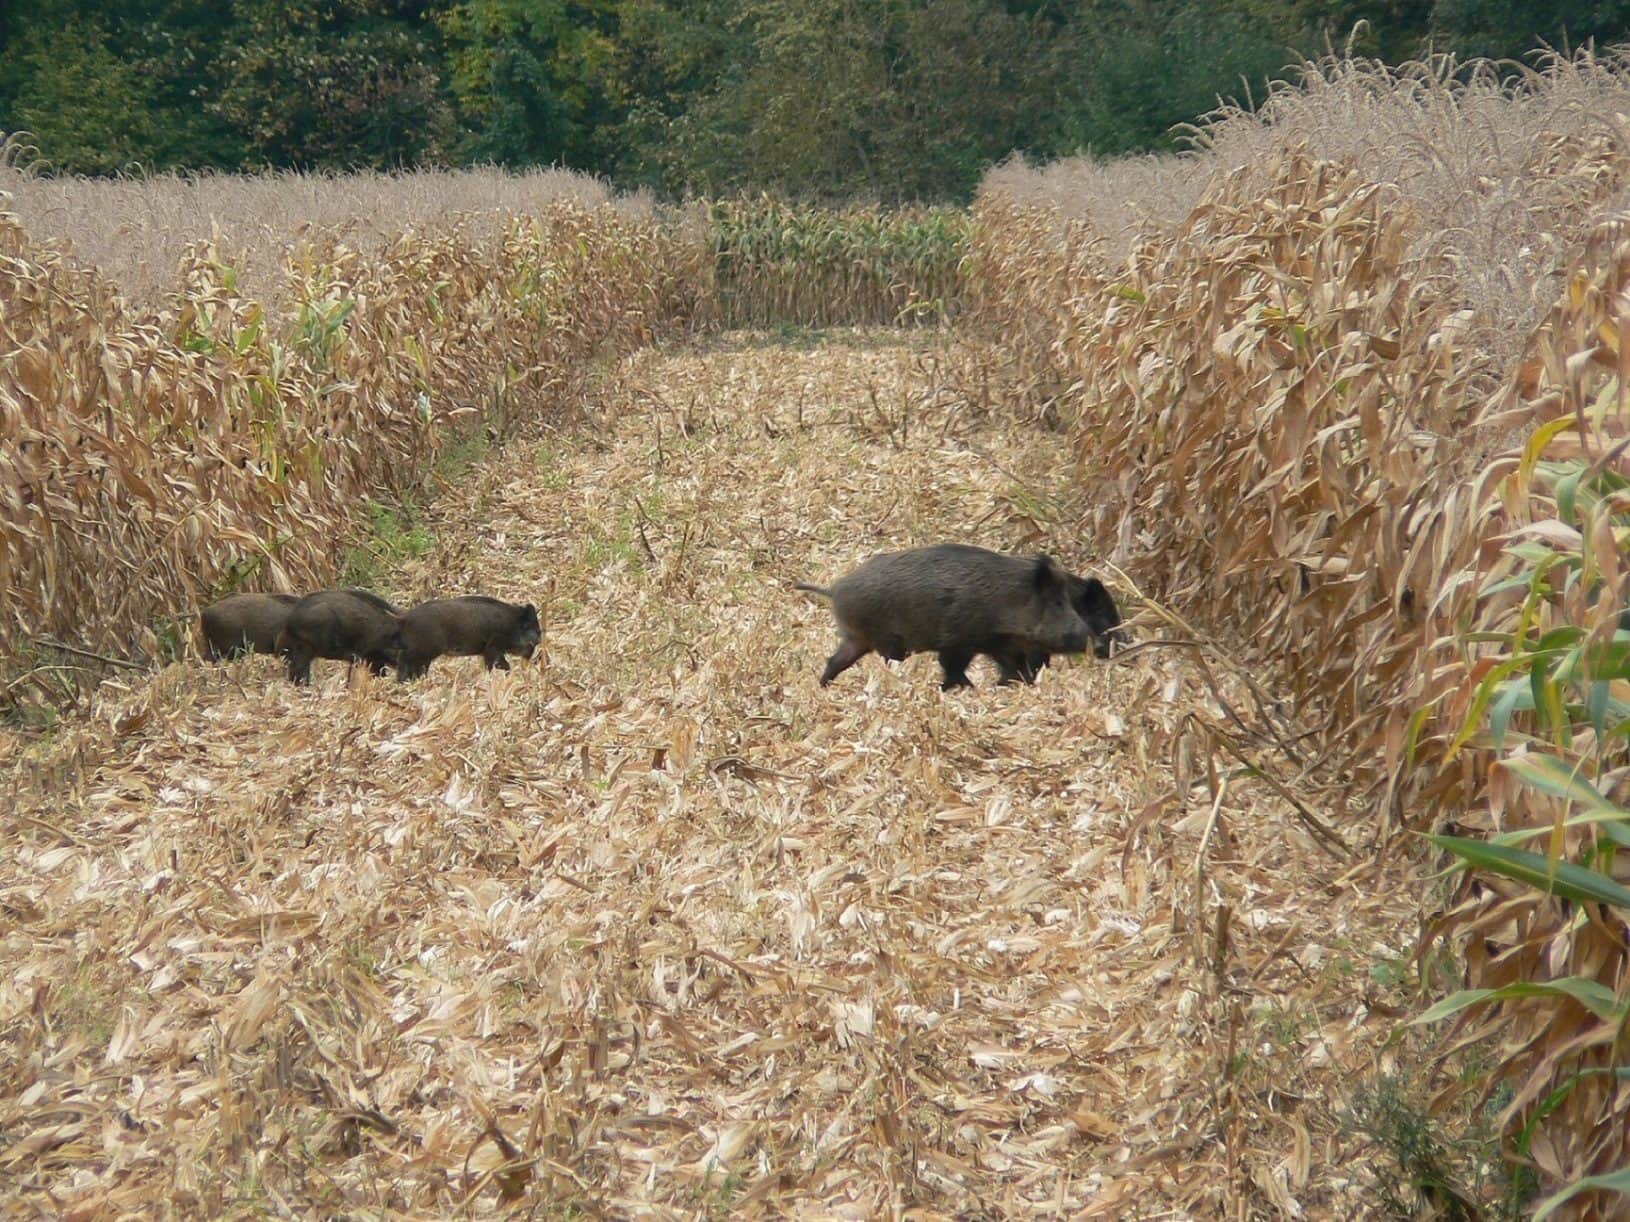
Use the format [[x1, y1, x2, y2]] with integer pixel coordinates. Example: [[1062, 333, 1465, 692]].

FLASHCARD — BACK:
[[1030, 554, 1067, 590]]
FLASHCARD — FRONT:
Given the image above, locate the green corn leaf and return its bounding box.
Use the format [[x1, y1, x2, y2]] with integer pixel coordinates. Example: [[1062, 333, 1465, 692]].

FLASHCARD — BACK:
[[1555, 463, 1586, 525], [1404, 704, 1433, 768], [1489, 679, 1529, 751], [1428, 834, 1630, 908], [1412, 977, 1625, 1025], [1450, 654, 1557, 756], [1489, 805, 1630, 850], [1533, 1167, 1630, 1220], [1500, 753, 1607, 806], [1588, 679, 1612, 740], [1557, 639, 1630, 683]]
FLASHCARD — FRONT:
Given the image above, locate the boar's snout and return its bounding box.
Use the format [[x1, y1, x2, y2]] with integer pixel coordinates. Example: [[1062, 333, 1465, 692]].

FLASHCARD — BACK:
[[1067, 575, 1125, 658], [1059, 620, 1092, 655], [514, 604, 542, 659]]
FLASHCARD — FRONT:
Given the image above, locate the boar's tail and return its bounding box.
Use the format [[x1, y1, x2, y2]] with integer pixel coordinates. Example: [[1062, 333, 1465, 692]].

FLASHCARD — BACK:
[[792, 581, 832, 600]]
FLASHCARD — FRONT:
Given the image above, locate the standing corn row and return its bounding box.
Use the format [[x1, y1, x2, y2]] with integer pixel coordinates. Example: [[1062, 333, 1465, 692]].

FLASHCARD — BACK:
[[968, 135, 1630, 1206], [0, 201, 707, 706]]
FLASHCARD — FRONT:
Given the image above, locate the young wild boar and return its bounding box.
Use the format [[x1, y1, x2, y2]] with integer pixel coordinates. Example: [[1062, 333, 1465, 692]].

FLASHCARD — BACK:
[[199, 592, 299, 661], [795, 542, 1093, 690], [396, 596, 541, 680], [277, 589, 405, 685], [992, 571, 1127, 684]]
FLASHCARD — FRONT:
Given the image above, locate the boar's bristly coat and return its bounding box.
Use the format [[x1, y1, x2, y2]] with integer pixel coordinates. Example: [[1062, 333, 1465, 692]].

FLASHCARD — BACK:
[[277, 589, 405, 685], [795, 543, 1093, 690], [199, 592, 298, 661], [397, 596, 541, 680]]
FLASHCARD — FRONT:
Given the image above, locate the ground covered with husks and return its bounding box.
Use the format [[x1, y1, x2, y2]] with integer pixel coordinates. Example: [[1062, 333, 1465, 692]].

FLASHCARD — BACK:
[[1, 331, 1426, 1217]]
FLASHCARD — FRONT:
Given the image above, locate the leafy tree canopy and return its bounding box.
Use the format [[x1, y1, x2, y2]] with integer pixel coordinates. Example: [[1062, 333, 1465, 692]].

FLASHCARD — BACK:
[[2, 0, 1627, 197]]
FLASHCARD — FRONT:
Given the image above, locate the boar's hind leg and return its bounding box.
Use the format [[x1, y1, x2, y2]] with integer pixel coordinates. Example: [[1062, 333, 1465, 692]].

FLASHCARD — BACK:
[[937, 648, 975, 690], [482, 647, 511, 671], [819, 637, 870, 686]]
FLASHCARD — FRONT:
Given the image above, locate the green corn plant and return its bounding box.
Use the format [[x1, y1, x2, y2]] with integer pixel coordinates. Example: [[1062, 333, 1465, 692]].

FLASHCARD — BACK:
[[708, 196, 968, 328], [1415, 440, 1630, 1218]]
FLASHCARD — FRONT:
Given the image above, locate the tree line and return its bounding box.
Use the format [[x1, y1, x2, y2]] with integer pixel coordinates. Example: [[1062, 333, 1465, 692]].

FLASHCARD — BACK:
[[2, 0, 1626, 200]]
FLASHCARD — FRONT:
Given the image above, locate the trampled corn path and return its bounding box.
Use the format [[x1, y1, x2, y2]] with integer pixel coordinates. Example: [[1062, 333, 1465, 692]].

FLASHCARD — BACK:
[[0, 330, 1422, 1215]]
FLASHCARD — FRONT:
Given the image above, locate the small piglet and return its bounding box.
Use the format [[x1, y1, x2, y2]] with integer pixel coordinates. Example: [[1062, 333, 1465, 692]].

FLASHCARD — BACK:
[[796, 542, 1092, 690], [278, 588, 405, 685], [200, 592, 298, 660], [396, 596, 541, 679]]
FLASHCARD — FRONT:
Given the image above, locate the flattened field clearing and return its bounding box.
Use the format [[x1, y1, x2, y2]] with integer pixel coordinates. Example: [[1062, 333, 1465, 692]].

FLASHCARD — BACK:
[[1, 332, 1421, 1217]]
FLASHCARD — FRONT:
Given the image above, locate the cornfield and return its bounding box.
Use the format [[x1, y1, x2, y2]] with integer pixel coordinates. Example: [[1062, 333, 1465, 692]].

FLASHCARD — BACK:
[[4, 44, 1630, 1219], [0, 150, 635, 308], [1, 178, 706, 713], [970, 48, 1630, 1213]]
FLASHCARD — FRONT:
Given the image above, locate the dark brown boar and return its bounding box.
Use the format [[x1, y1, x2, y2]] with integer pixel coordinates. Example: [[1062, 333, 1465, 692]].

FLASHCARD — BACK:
[[277, 589, 405, 685], [199, 593, 298, 660], [396, 596, 541, 680], [795, 542, 1093, 690], [993, 571, 1128, 683]]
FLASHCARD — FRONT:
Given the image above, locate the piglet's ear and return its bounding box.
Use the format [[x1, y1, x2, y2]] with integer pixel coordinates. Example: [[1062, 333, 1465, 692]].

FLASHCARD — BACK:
[[1030, 554, 1065, 589], [523, 603, 537, 615]]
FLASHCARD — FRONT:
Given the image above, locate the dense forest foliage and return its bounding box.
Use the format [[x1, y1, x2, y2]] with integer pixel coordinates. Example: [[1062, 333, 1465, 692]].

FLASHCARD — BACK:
[[3, 0, 1628, 199]]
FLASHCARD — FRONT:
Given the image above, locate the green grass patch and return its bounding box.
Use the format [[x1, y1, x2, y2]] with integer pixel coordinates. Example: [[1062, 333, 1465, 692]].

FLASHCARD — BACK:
[[537, 444, 570, 492], [433, 428, 490, 482], [342, 498, 434, 591], [584, 527, 644, 575], [49, 961, 123, 1050], [1344, 1070, 1523, 1218]]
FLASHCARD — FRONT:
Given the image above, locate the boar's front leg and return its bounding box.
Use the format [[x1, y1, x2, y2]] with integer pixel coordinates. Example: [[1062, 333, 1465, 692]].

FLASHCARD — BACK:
[[937, 647, 975, 690], [397, 655, 431, 681], [285, 645, 315, 685], [819, 637, 870, 686], [992, 648, 1045, 685], [483, 646, 511, 671]]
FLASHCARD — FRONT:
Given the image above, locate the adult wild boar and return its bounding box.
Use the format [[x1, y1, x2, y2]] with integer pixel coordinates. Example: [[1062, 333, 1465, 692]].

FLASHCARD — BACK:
[[278, 589, 405, 685], [199, 592, 298, 661], [795, 543, 1092, 690], [993, 571, 1127, 683], [396, 596, 541, 679]]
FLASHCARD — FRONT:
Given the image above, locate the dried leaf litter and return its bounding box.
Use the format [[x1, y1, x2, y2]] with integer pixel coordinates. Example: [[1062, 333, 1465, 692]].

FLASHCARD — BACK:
[[0, 331, 1424, 1217]]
